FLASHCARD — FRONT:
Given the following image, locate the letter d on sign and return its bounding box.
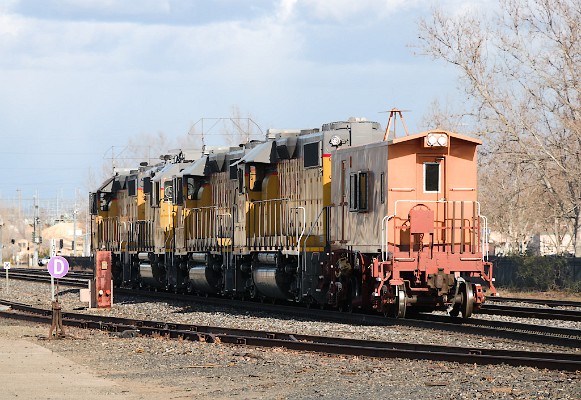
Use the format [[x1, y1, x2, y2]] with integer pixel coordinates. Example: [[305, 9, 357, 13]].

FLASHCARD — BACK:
[[48, 256, 69, 279], [54, 259, 65, 275]]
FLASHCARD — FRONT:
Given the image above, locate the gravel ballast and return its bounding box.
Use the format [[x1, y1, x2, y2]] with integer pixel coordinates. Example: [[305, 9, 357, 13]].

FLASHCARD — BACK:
[[0, 279, 579, 399]]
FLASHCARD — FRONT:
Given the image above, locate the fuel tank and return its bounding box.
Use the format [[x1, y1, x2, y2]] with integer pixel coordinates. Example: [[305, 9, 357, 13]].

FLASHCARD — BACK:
[[139, 263, 163, 287], [188, 264, 221, 293], [252, 266, 293, 300]]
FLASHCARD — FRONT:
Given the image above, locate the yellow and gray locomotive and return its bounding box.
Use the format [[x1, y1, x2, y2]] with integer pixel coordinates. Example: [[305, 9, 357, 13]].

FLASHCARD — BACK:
[[91, 116, 496, 317]]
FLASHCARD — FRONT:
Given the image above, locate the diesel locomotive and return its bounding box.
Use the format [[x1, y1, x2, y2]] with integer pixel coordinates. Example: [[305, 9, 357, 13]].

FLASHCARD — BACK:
[[91, 115, 496, 318]]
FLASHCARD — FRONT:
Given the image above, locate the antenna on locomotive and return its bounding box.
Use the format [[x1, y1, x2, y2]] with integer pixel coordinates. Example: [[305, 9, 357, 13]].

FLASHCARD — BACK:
[[381, 108, 410, 140]]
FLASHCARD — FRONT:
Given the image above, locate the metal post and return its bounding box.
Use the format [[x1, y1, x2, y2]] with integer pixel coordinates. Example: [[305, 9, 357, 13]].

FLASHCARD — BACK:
[[50, 239, 56, 301]]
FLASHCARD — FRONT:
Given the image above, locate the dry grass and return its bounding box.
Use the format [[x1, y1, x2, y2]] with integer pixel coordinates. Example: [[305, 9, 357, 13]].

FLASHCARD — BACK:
[[496, 289, 581, 301]]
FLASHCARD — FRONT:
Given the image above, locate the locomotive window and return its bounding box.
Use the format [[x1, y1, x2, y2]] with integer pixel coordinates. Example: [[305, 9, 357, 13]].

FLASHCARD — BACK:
[[163, 181, 173, 200], [424, 162, 440, 193], [89, 192, 98, 215], [143, 177, 151, 194], [229, 159, 240, 179], [186, 176, 197, 200], [173, 177, 183, 205], [150, 181, 160, 207], [128, 179, 137, 197], [303, 142, 321, 168], [100, 192, 111, 211], [237, 168, 244, 194]]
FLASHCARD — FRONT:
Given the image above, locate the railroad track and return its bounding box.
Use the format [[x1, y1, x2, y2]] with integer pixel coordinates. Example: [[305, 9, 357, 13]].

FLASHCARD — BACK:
[[487, 296, 581, 308], [4, 270, 581, 347], [5, 268, 92, 287], [0, 300, 579, 372], [479, 303, 581, 322], [111, 288, 581, 348]]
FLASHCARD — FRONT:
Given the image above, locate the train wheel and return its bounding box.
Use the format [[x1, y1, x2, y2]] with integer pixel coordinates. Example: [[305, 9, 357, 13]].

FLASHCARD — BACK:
[[461, 283, 474, 318], [394, 285, 407, 318]]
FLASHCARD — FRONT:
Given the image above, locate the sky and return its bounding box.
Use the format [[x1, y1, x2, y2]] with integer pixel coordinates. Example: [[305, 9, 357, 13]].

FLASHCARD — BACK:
[[0, 0, 493, 204]]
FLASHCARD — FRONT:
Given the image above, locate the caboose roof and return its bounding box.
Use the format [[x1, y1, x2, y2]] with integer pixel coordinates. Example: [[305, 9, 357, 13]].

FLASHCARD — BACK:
[[390, 130, 483, 145]]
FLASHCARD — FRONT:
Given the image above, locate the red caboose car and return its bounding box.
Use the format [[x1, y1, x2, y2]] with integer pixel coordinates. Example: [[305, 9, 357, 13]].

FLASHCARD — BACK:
[[329, 128, 496, 317]]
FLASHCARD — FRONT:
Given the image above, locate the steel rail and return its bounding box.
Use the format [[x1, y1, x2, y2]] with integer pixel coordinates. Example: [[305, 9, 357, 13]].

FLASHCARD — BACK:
[[4, 271, 90, 287], [486, 296, 581, 308], [479, 304, 581, 322], [0, 301, 579, 372], [8, 268, 94, 280]]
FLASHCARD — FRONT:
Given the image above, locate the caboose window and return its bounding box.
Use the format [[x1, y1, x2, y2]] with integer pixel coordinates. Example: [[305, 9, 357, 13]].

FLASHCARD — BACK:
[[380, 172, 385, 204], [349, 174, 358, 211], [349, 171, 369, 212], [424, 162, 440, 193], [358, 172, 368, 211]]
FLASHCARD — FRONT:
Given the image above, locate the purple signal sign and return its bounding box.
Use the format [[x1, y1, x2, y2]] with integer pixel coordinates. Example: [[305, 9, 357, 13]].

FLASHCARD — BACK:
[[47, 256, 69, 278]]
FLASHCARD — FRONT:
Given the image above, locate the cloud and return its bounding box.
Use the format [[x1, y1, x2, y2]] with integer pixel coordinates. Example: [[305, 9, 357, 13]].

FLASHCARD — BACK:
[[278, 0, 424, 22], [0, 5, 304, 75], [6, 0, 276, 25]]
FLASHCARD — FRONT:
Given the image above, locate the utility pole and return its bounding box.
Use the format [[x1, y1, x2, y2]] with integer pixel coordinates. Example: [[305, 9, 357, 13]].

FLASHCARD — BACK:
[[32, 195, 40, 266], [0, 216, 3, 263], [72, 209, 78, 256], [72, 188, 79, 256], [16, 188, 22, 237]]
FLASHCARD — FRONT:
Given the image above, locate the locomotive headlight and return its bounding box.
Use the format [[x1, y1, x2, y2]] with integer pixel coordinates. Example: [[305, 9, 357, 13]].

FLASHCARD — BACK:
[[329, 135, 343, 148], [427, 134, 438, 146], [437, 135, 448, 146]]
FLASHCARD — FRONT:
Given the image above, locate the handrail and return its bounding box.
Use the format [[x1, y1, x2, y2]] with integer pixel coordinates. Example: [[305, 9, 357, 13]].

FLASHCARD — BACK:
[[215, 212, 232, 270], [383, 200, 485, 259], [480, 215, 489, 261], [290, 206, 306, 253], [381, 214, 395, 261], [393, 199, 481, 218]]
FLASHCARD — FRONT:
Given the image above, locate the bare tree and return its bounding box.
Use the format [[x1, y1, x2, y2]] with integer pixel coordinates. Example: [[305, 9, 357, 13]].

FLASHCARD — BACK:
[[416, 0, 581, 254], [419, 98, 469, 132], [185, 106, 263, 151]]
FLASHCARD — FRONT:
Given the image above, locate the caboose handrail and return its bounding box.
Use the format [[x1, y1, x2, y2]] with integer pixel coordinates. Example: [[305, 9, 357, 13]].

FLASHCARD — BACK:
[[381, 214, 395, 261], [393, 199, 481, 217], [480, 215, 489, 261], [383, 200, 484, 259]]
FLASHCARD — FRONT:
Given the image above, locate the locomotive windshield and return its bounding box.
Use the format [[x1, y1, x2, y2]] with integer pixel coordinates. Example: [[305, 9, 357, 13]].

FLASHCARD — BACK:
[[163, 180, 173, 200]]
